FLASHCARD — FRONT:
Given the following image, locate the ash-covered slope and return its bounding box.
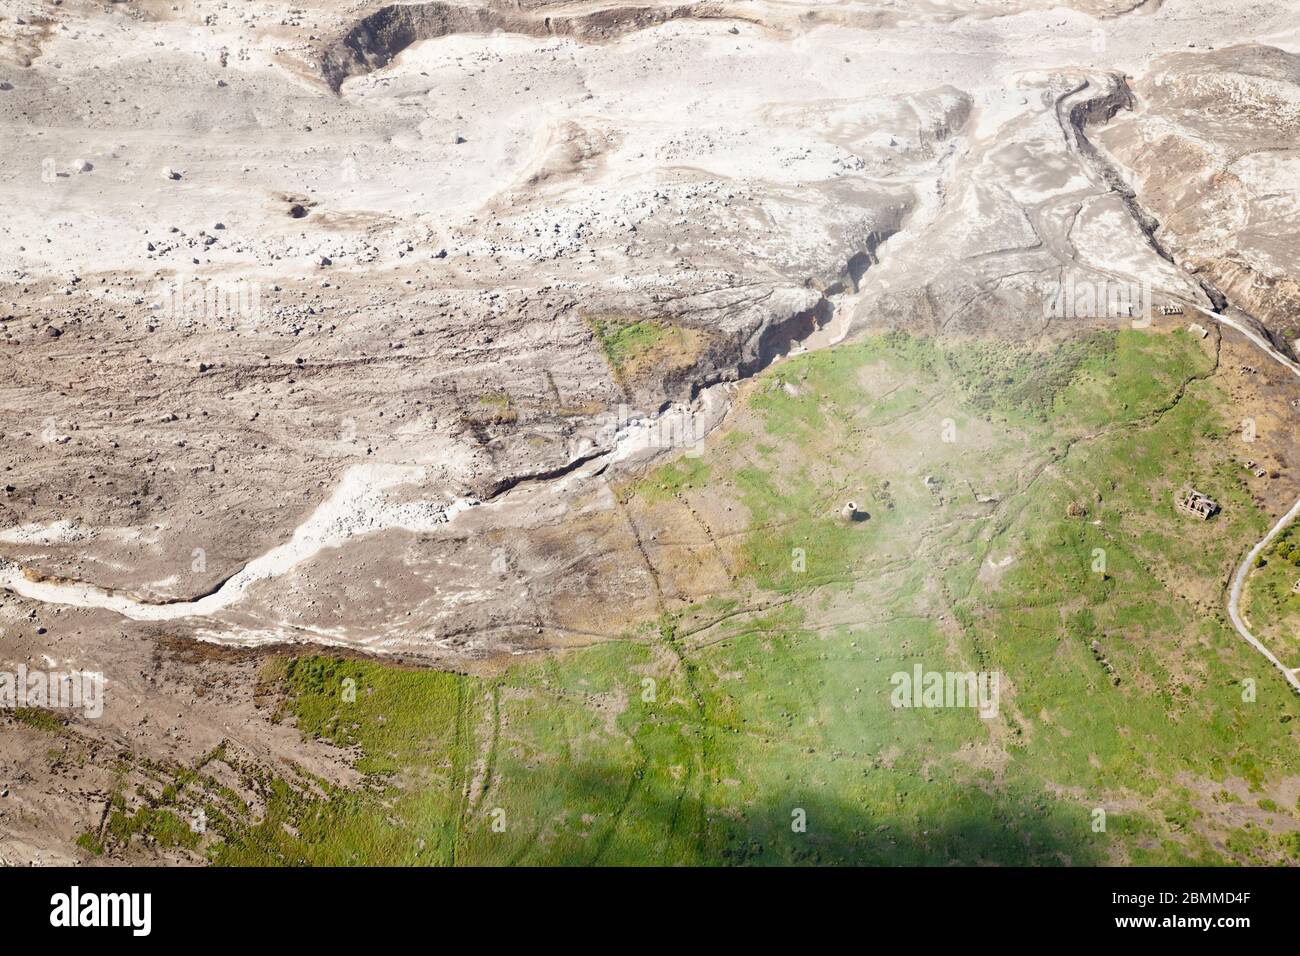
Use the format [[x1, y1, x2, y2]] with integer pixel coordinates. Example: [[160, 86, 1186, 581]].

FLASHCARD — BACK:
[[1, 0, 1298, 657], [1095, 44, 1300, 350]]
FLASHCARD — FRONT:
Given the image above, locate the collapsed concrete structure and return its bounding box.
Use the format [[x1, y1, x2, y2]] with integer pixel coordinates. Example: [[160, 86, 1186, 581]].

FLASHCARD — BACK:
[[1175, 487, 1220, 521]]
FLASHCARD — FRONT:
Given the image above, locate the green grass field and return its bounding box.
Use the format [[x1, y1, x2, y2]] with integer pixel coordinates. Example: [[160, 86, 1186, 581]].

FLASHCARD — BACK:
[[1243, 523, 1300, 664], [73, 328, 1300, 865]]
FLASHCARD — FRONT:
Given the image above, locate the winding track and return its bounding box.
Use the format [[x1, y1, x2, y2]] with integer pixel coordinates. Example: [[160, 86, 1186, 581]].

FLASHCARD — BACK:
[[1189, 303, 1300, 695], [1228, 495, 1300, 695], [1092, 254, 1300, 696], [1056, 74, 1300, 695]]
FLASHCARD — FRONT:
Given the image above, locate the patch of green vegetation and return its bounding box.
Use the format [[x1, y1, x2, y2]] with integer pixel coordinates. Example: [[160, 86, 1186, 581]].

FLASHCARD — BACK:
[[748, 332, 940, 442], [208, 657, 474, 866], [107, 806, 201, 851], [75, 832, 104, 856], [945, 331, 1116, 424], [588, 316, 673, 369], [587, 315, 701, 383], [11, 708, 65, 733], [474, 391, 517, 424], [1242, 520, 1300, 655], [281, 656, 465, 777], [733, 465, 870, 591], [1224, 823, 1271, 863], [634, 456, 711, 504]]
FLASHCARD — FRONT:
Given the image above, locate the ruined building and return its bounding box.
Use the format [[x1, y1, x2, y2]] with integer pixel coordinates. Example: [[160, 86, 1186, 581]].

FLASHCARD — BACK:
[[1175, 487, 1220, 520]]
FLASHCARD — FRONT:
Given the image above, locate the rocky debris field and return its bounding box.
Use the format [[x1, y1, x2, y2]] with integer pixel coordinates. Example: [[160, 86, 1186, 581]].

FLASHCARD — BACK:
[[1, 0, 1295, 654]]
